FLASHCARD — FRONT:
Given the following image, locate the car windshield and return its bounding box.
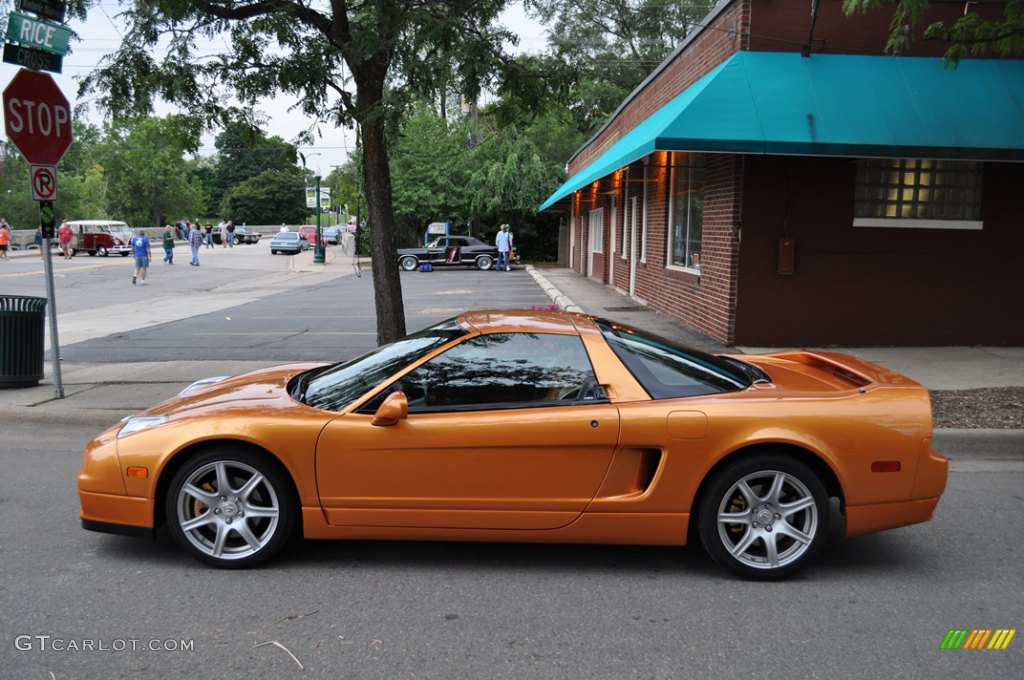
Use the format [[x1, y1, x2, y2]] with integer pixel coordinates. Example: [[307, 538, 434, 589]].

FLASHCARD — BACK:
[[595, 318, 751, 398], [298, 318, 468, 411]]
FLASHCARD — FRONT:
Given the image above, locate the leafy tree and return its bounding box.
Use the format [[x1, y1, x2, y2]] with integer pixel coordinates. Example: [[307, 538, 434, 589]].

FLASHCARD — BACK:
[[99, 116, 205, 228], [0, 145, 39, 230], [389, 108, 472, 244], [843, 0, 1024, 61], [221, 167, 306, 225], [210, 120, 298, 214], [80, 0, 515, 345], [524, 0, 714, 133]]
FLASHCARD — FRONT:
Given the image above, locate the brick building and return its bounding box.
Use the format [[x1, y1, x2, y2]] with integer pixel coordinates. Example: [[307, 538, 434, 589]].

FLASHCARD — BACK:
[[540, 0, 1024, 346]]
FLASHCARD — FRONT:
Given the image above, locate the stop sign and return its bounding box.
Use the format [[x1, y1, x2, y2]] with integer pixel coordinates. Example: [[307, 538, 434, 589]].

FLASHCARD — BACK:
[[3, 68, 72, 165]]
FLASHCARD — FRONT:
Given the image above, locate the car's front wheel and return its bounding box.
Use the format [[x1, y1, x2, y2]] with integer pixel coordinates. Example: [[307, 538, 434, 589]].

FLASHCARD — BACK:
[[165, 448, 296, 568], [697, 453, 829, 580], [400, 255, 418, 271]]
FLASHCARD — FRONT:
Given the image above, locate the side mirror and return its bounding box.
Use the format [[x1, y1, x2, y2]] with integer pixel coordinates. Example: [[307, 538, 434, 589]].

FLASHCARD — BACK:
[[371, 391, 408, 427]]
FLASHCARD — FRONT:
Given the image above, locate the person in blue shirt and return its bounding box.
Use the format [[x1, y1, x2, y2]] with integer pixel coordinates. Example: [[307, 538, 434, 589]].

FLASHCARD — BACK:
[[131, 230, 152, 285], [495, 223, 512, 272]]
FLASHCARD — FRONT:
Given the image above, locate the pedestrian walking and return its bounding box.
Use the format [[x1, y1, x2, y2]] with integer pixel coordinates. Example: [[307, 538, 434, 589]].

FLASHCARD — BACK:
[[204, 223, 213, 248], [58, 221, 74, 259], [219, 220, 229, 248], [131, 230, 152, 285], [188, 221, 204, 266], [495, 223, 512, 272], [34, 226, 45, 258], [225, 220, 235, 248], [162, 224, 176, 264], [0, 219, 10, 261]]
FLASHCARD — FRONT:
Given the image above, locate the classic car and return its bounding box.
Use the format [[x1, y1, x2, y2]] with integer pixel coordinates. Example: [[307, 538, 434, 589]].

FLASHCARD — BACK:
[[66, 220, 133, 257], [212, 225, 262, 245], [78, 311, 947, 579], [268, 231, 309, 254], [397, 235, 520, 271]]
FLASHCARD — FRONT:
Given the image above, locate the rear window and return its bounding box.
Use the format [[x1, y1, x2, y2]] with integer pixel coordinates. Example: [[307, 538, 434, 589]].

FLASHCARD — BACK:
[[596, 319, 749, 398]]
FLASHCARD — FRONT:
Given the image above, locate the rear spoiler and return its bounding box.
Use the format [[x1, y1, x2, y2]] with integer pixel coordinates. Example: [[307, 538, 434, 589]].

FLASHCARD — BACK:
[[763, 351, 921, 389]]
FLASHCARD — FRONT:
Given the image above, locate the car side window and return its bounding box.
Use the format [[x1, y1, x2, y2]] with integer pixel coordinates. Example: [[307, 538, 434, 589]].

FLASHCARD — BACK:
[[364, 333, 604, 413]]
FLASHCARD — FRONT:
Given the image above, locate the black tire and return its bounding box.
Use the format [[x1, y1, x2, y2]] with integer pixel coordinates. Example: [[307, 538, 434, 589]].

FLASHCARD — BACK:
[[165, 448, 296, 568], [270, 250, 277, 255], [121, 252, 129, 257], [87, 250, 96, 257], [400, 255, 418, 271], [697, 453, 829, 580], [476, 255, 493, 271], [97, 245, 108, 257]]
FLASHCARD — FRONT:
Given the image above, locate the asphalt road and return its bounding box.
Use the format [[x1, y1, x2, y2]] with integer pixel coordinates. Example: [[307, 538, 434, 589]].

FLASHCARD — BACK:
[[0, 422, 1021, 679], [0, 245, 551, 362]]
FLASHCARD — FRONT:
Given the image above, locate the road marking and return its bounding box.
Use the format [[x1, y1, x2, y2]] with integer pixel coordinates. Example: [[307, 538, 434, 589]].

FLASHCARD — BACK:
[[0, 262, 111, 277], [950, 461, 1024, 473]]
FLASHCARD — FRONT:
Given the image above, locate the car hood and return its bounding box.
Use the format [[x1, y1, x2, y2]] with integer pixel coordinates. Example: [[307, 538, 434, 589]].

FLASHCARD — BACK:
[[142, 363, 327, 417]]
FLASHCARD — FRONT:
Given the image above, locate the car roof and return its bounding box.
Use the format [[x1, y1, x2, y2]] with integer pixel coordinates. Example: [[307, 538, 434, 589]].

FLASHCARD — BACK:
[[66, 220, 130, 227], [459, 309, 595, 335]]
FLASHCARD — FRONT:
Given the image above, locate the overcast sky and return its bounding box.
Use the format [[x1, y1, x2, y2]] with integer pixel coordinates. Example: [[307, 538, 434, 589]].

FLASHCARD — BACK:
[[2, 1, 548, 174]]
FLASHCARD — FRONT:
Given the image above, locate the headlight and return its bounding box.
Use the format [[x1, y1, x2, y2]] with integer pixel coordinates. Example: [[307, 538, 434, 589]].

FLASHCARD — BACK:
[[178, 376, 230, 396], [118, 415, 169, 439]]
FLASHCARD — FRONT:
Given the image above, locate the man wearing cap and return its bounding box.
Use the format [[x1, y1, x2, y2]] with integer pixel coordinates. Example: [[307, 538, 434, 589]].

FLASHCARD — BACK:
[[495, 223, 512, 272]]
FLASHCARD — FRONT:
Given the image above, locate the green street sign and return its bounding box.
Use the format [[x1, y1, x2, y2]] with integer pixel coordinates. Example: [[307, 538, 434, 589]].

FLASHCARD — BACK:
[[5, 11, 71, 56], [2, 42, 62, 73]]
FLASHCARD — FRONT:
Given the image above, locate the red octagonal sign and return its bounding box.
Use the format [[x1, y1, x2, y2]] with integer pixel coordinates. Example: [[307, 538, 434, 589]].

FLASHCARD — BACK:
[[3, 68, 72, 166]]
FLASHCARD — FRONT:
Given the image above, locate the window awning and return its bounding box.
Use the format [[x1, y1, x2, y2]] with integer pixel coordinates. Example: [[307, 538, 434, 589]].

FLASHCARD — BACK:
[[540, 51, 1024, 211]]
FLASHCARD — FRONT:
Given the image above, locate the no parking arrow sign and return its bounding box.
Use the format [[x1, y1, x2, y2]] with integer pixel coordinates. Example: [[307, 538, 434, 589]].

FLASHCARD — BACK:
[[30, 163, 57, 200]]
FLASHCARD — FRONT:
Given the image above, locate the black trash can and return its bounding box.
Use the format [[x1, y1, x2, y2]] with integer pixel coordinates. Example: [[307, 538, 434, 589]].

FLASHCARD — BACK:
[[0, 295, 47, 387]]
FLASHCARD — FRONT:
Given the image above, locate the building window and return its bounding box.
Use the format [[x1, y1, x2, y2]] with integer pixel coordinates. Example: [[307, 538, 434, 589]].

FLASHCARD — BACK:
[[588, 209, 604, 254], [669, 153, 705, 270], [853, 159, 983, 230]]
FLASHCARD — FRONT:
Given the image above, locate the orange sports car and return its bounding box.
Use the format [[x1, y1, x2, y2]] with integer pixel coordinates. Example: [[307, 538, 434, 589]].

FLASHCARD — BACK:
[[78, 310, 948, 579]]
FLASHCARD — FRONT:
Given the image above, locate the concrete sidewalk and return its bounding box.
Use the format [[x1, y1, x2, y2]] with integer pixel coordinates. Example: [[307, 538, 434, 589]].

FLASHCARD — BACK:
[[3, 263, 1022, 442]]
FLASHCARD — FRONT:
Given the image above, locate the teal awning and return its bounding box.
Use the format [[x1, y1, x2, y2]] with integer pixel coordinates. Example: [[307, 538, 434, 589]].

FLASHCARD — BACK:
[[540, 51, 1024, 210]]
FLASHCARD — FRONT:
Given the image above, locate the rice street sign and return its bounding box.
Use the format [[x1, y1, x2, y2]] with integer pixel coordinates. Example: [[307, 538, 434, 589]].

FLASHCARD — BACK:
[[5, 11, 72, 56]]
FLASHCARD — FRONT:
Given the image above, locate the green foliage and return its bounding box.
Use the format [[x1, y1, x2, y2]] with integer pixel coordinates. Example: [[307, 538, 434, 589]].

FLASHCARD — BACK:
[[524, 0, 714, 134], [843, 0, 1024, 62], [99, 116, 205, 227], [0, 145, 40, 228], [221, 168, 306, 225]]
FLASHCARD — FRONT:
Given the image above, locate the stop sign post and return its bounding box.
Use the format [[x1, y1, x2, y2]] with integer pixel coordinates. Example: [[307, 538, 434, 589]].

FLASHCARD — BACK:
[[4, 67, 71, 165], [3, 67, 70, 399]]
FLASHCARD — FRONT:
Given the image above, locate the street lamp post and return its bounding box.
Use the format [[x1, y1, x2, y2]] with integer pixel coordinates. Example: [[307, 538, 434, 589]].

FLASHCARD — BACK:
[[313, 174, 325, 264]]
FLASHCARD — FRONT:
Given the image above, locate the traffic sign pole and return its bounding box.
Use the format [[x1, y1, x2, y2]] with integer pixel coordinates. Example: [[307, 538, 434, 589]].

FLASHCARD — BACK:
[[38, 200, 63, 398]]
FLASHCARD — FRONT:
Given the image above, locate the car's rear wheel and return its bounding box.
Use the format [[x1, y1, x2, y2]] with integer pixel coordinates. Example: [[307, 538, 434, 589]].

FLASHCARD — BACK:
[[165, 448, 296, 568], [400, 255, 418, 271], [476, 255, 493, 270], [96, 245, 108, 257], [697, 453, 828, 580], [270, 249, 277, 255]]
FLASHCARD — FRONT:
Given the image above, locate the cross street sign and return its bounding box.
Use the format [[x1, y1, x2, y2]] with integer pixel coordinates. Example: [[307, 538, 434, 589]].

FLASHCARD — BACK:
[[2, 42, 62, 73], [15, 0, 67, 23], [5, 11, 72, 56]]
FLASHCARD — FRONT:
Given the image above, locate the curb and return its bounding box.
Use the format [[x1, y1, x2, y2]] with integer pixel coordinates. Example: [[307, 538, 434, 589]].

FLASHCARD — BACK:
[[525, 265, 584, 313]]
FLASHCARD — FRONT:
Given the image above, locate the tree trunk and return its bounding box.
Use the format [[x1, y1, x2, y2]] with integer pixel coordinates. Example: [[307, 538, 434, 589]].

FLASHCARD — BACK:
[[361, 115, 407, 346]]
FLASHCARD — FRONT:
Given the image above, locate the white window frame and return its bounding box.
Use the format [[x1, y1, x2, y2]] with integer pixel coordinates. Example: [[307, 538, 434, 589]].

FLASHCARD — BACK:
[[588, 208, 604, 254], [666, 153, 705, 274]]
